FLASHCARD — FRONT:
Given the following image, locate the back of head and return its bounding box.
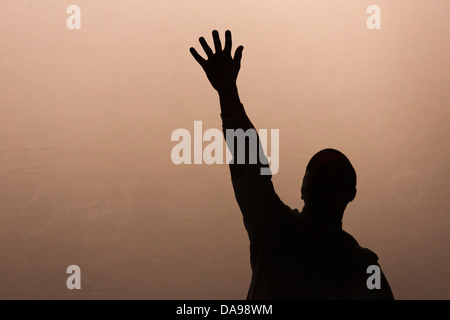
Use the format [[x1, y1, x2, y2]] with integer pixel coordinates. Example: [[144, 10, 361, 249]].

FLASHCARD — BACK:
[[301, 149, 357, 213]]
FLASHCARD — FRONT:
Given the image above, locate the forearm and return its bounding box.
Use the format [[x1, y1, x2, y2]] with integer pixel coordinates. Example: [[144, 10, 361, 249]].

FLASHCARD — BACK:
[[219, 86, 266, 171], [219, 86, 244, 118]]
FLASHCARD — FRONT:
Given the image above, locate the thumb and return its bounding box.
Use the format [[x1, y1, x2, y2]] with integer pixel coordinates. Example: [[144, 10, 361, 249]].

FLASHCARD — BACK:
[[234, 45, 244, 65]]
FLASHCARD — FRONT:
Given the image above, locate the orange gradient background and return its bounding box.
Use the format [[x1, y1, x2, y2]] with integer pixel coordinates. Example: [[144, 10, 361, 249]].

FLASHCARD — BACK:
[[0, 0, 449, 299]]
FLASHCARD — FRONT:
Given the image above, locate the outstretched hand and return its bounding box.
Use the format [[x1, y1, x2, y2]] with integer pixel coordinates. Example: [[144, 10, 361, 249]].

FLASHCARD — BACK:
[[190, 30, 244, 96]]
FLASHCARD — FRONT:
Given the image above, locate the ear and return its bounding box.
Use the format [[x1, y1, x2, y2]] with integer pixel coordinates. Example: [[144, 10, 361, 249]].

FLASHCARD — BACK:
[[348, 188, 357, 202], [300, 182, 305, 200]]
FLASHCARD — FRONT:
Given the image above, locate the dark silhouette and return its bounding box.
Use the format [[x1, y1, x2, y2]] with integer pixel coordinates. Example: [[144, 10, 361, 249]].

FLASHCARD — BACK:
[[190, 30, 394, 299]]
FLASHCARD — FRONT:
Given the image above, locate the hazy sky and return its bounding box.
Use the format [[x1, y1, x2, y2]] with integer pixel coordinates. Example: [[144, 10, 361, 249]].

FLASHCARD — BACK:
[[0, 0, 449, 299]]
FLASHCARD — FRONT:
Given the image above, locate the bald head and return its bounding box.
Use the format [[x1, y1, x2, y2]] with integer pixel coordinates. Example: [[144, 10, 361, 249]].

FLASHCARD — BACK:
[[301, 149, 357, 212]]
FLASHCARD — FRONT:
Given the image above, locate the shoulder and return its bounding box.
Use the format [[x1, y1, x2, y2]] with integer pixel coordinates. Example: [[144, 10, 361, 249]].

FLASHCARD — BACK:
[[341, 230, 380, 263]]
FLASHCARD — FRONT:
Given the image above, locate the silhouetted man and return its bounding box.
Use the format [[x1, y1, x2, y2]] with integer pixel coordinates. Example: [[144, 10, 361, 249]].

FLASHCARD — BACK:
[[190, 30, 394, 300]]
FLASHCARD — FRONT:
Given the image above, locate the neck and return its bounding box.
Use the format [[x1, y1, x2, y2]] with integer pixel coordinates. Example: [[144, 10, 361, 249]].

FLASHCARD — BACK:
[[302, 204, 346, 226]]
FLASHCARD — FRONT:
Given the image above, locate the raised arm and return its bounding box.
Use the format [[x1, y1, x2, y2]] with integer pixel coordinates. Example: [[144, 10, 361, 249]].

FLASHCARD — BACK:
[[190, 30, 287, 242]]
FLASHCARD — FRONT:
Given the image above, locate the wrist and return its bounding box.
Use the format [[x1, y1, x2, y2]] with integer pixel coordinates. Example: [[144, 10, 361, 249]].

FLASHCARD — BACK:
[[219, 86, 240, 105], [218, 84, 238, 98], [219, 86, 242, 117]]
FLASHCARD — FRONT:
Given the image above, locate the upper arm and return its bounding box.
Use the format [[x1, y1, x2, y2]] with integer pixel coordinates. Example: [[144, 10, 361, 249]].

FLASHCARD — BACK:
[[230, 163, 285, 240]]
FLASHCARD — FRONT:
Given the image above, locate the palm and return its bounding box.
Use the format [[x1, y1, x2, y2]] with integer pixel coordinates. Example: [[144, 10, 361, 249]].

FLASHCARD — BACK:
[[190, 30, 244, 95]]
